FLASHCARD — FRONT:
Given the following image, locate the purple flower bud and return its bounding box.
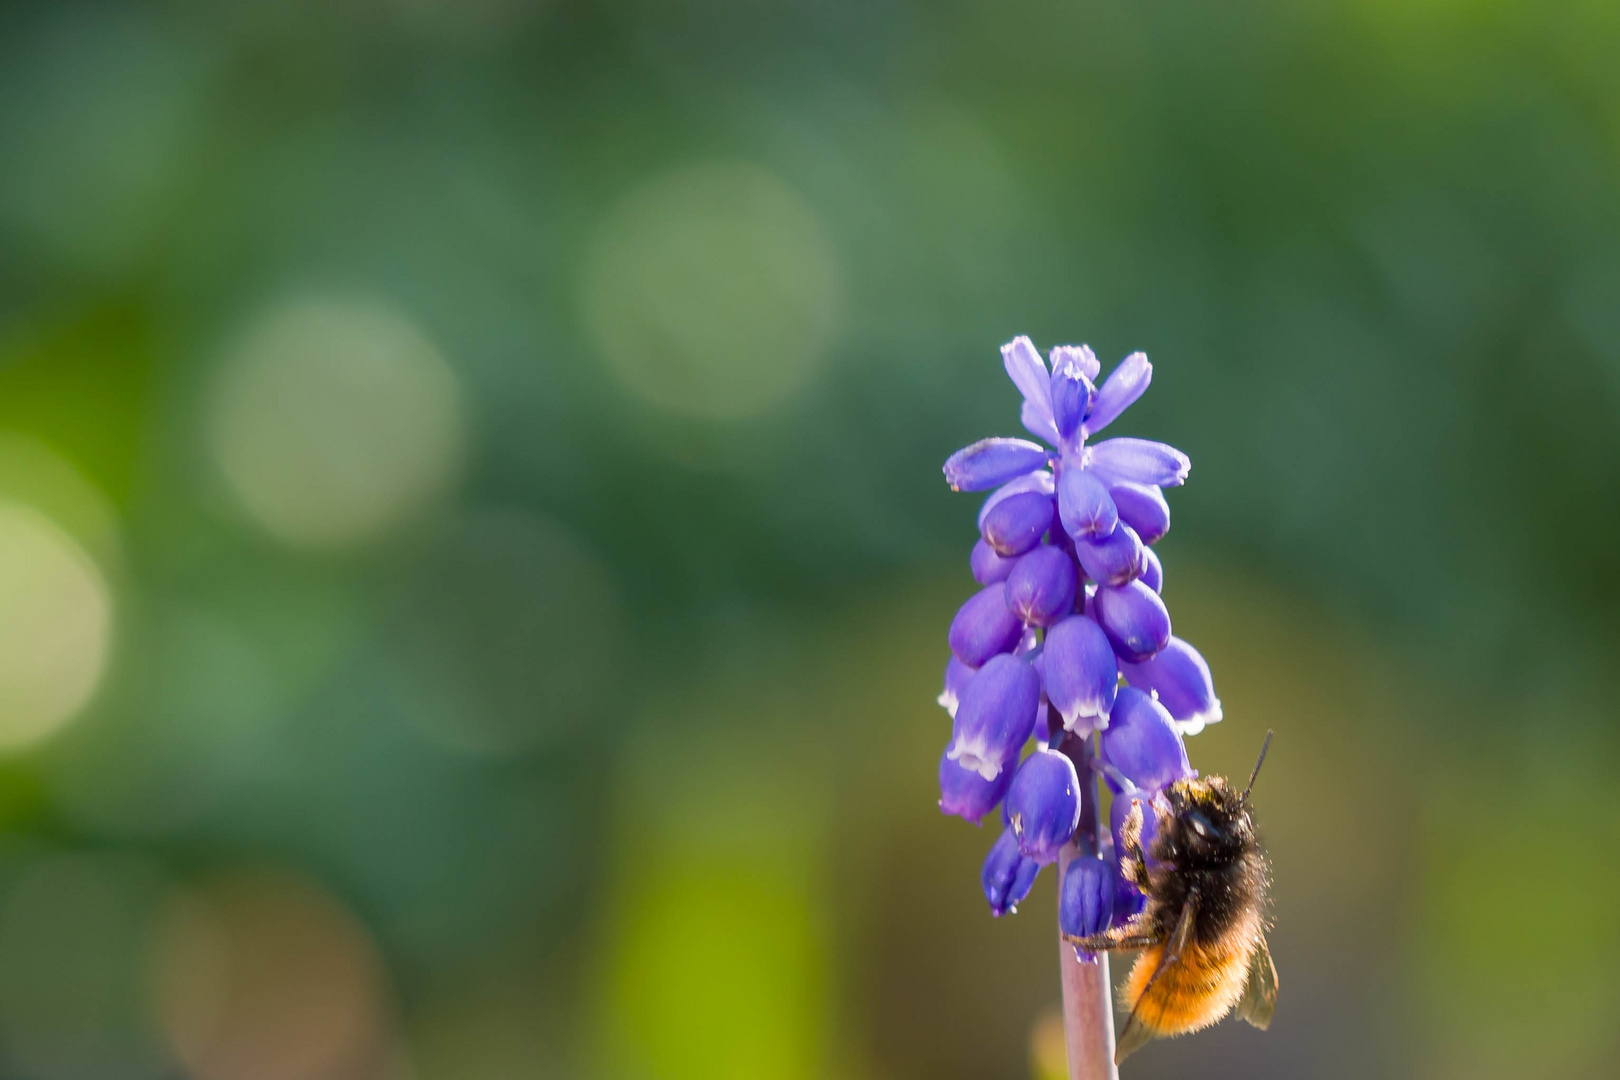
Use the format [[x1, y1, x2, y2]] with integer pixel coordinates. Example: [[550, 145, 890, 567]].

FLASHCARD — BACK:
[[937, 655, 978, 718], [1049, 343, 1100, 382], [1120, 636, 1222, 735], [939, 748, 1013, 823], [1138, 545, 1163, 594], [1109, 481, 1170, 545], [978, 469, 1053, 529], [982, 827, 1042, 917], [943, 438, 1051, 492], [1101, 687, 1192, 792], [1092, 579, 1171, 662], [947, 653, 1041, 780], [1059, 855, 1115, 962], [1084, 351, 1151, 437], [1074, 523, 1144, 587], [948, 585, 1025, 667], [970, 538, 1019, 585], [1048, 356, 1096, 444], [1087, 437, 1190, 488], [981, 491, 1056, 557], [1041, 615, 1118, 735], [1005, 748, 1082, 864], [1004, 546, 1078, 628], [1001, 335, 1053, 418], [1056, 464, 1118, 540]]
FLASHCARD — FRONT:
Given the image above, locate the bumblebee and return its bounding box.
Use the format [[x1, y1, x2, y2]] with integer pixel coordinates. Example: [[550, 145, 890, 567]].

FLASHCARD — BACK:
[[1068, 733, 1277, 1063]]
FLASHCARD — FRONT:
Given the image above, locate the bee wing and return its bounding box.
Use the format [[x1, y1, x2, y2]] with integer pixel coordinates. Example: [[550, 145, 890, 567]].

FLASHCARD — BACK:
[[1234, 933, 1278, 1030], [1115, 889, 1200, 1064]]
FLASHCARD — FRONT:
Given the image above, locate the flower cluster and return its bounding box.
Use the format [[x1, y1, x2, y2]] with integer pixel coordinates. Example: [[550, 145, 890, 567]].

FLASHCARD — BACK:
[[936, 337, 1221, 946]]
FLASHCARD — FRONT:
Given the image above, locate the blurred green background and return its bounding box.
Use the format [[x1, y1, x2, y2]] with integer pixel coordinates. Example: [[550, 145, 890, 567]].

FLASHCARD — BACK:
[[1, 1, 1618, 1078]]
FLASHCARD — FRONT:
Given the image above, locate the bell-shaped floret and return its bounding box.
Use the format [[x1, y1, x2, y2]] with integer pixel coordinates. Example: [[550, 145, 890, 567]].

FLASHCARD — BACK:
[[982, 826, 1043, 917], [948, 585, 1024, 667], [1101, 687, 1192, 793], [1059, 855, 1115, 962], [981, 491, 1056, 557], [1040, 615, 1118, 735], [978, 469, 1053, 529], [1048, 349, 1097, 444], [1084, 352, 1151, 437], [1005, 545, 1078, 628], [1109, 481, 1169, 545], [1075, 523, 1144, 587], [1005, 748, 1082, 865], [1120, 636, 1222, 735], [1086, 438, 1190, 488], [1092, 579, 1171, 662], [939, 748, 1013, 823], [944, 437, 1051, 492], [970, 538, 1019, 585], [946, 653, 1041, 780], [1057, 464, 1118, 540]]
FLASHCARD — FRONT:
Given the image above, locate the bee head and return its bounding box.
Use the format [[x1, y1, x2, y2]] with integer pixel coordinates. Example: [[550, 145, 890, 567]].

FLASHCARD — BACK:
[[1157, 776, 1253, 864]]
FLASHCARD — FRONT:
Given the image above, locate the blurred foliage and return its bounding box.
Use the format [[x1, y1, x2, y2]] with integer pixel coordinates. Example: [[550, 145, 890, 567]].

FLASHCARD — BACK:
[[0, 0, 1618, 1078]]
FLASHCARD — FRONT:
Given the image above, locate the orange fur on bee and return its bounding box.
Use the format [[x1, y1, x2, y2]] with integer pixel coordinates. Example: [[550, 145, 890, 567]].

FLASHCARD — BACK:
[[1122, 908, 1261, 1036]]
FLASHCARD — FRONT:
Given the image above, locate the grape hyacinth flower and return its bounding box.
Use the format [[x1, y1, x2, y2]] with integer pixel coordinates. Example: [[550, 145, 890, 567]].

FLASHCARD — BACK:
[[933, 336, 1224, 1074]]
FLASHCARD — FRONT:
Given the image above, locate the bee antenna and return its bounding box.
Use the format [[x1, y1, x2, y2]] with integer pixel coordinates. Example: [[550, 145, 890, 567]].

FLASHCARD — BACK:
[[1242, 730, 1274, 800]]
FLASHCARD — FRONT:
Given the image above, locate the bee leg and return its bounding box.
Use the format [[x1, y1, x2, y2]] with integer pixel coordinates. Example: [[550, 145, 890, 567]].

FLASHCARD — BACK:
[[1064, 918, 1163, 953], [1116, 798, 1150, 889]]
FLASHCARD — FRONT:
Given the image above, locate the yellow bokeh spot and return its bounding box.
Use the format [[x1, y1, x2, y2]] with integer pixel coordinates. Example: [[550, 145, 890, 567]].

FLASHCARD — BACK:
[[604, 859, 824, 1080], [0, 500, 111, 750]]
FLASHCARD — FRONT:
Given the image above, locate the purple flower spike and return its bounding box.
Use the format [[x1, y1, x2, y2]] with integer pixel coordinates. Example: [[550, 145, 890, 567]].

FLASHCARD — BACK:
[[1093, 578, 1171, 662], [1074, 523, 1144, 587], [978, 469, 1053, 529], [1057, 464, 1118, 540], [1084, 351, 1151, 437], [1005, 748, 1081, 865], [1101, 687, 1192, 792], [1059, 855, 1114, 962], [1049, 343, 1100, 382], [970, 538, 1019, 586], [1120, 636, 1222, 735], [1041, 615, 1118, 735], [981, 491, 1056, 557], [1139, 546, 1163, 594], [947, 653, 1041, 780], [1087, 438, 1191, 488], [1109, 481, 1170, 545], [939, 748, 1013, 823], [943, 438, 1051, 493], [937, 655, 978, 718], [948, 585, 1025, 667], [1048, 350, 1097, 444], [983, 827, 1042, 917], [1005, 546, 1078, 628]]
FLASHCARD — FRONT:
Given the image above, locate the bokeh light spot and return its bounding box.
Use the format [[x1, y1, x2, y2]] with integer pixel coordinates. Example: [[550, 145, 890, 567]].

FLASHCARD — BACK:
[[207, 297, 465, 550], [580, 161, 843, 419], [150, 868, 392, 1080], [0, 500, 111, 751], [605, 861, 824, 1080]]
